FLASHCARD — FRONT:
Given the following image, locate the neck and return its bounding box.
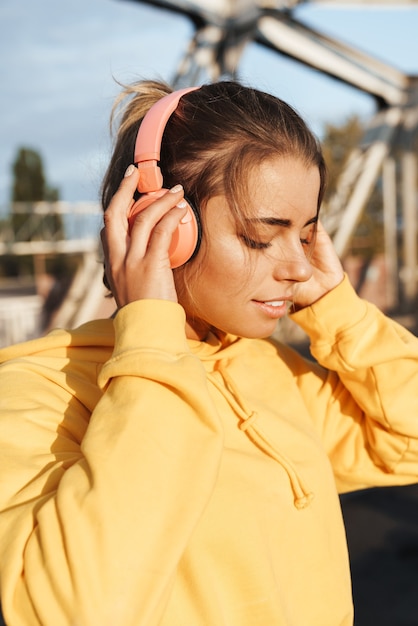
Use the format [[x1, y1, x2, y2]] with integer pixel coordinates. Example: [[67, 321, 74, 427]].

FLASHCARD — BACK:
[[185, 317, 212, 341]]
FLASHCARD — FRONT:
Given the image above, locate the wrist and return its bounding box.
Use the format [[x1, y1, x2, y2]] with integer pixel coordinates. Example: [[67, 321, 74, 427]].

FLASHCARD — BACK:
[[292, 271, 345, 311], [290, 274, 367, 339]]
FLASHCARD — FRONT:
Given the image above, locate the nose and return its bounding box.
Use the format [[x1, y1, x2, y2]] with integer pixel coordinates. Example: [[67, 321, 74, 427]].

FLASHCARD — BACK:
[[271, 244, 313, 284]]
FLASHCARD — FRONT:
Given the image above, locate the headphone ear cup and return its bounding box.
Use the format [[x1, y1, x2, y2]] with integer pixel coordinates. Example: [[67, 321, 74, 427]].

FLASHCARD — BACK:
[[127, 189, 166, 232], [169, 197, 201, 268], [127, 189, 201, 268]]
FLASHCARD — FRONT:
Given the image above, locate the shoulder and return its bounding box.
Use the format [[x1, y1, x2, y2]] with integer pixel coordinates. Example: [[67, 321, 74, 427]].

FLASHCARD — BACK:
[[0, 318, 114, 365]]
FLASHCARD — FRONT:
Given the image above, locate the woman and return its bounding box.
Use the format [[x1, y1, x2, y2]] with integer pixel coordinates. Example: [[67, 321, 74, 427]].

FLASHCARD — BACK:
[[0, 80, 417, 626]]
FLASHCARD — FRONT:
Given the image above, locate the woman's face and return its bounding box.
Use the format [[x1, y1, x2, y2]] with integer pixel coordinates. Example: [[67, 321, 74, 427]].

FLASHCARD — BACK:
[[176, 157, 320, 340]]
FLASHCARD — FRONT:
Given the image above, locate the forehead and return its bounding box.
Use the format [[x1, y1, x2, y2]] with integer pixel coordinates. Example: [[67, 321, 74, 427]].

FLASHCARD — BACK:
[[245, 157, 320, 220]]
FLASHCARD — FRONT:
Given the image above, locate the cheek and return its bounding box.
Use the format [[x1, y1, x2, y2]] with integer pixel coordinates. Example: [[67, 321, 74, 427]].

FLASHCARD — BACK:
[[202, 240, 252, 292], [177, 235, 256, 310]]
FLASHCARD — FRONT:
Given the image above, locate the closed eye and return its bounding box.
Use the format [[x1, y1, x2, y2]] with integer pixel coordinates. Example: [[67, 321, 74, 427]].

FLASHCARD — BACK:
[[300, 222, 318, 260], [240, 235, 272, 250]]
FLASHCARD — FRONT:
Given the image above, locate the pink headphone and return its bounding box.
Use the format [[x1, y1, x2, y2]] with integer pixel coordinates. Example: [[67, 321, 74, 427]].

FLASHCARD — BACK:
[[128, 87, 201, 268]]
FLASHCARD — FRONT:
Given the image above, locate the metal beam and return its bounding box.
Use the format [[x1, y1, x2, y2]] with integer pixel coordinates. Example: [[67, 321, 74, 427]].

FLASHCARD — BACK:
[[121, 0, 258, 26], [299, 1, 418, 5], [256, 12, 408, 105], [125, 0, 418, 13], [324, 106, 403, 256], [124, 1, 412, 105], [0, 239, 98, 257]]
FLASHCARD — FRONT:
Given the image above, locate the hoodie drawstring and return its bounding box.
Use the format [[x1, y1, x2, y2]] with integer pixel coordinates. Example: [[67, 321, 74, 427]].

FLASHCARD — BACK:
[[208, 367, 314, 510]]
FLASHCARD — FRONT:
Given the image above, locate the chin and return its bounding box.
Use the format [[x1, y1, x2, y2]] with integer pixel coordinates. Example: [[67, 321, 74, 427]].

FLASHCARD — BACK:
[[230, 322, 279, 340]]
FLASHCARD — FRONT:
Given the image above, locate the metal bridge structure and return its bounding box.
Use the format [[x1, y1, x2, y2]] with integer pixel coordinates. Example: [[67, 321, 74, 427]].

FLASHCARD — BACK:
[[126, 0, 418, 310], [1, 0, 418, 345], [0, 202, 106, 346]]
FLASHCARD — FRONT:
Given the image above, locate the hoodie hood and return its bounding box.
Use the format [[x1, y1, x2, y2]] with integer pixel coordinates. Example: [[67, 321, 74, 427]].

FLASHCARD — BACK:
[[0, 317, 313, 510], [187, 329, 244, 362]]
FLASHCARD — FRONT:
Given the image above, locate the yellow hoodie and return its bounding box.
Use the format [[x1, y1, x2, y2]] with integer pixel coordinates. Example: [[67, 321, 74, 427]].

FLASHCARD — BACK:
[[0, 276, 417, 626]]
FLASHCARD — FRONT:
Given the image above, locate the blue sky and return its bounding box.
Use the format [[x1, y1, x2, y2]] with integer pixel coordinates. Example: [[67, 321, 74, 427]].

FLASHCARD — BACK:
[[0, 0, 417, 205]]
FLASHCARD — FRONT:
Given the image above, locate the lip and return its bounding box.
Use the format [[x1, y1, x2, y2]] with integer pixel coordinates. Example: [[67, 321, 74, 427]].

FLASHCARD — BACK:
[[251, 298, 290, 319]]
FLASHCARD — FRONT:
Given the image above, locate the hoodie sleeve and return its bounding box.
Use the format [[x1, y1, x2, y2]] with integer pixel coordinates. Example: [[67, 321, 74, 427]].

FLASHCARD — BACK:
[[290, 275, 418, 492], [0, 300, 223, 626]]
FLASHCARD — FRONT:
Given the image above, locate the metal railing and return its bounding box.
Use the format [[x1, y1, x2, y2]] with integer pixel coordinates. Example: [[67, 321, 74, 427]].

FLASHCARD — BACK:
[[0, 201, 102, 256], [0, 203, 104, 347]]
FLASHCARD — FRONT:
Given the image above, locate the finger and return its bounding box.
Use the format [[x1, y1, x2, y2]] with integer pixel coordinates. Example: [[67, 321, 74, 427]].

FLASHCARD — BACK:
[[129, 185, 187, 258], [105, 164, 140, 221], [315, 220, 332, 243], [129, 184, 185, 234], [138, 205, 189, 266], [103, 164, 140, 260], [100, 228, 115, 293]]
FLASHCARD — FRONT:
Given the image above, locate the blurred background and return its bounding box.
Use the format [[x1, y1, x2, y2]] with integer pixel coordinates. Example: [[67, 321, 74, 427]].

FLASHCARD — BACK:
[[0, 1, 418, 624], [1, 0, 418, 346]]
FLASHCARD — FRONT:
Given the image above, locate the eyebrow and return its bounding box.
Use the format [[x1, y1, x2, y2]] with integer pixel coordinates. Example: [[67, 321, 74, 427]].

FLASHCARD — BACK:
[[246, 215, 318, 228]]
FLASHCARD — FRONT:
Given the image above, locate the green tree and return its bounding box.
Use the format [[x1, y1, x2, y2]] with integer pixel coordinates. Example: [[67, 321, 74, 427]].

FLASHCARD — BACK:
[[13, 147, 44, 202], [4, 146, 65, 284], [11, 147, 60, 202], [10, 146, 62, 241]]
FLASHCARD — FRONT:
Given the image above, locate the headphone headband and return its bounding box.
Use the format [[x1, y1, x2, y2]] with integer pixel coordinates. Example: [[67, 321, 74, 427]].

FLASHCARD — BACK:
[[129, 85, 202, 268], [134, 87, 198, 191]]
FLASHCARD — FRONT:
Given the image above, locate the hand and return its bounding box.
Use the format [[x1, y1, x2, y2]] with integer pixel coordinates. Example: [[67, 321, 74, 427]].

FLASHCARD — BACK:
[[100, 165, 189, 308], [292, 220, 345, 309]]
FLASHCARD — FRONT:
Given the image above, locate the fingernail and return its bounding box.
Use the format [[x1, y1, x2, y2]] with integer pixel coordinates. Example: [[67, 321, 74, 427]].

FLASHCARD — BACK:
[[124, 164, 136, 177], [180, 208, 192, 224], [176, 199, 187, 209], [170, 184, 183, 193]]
